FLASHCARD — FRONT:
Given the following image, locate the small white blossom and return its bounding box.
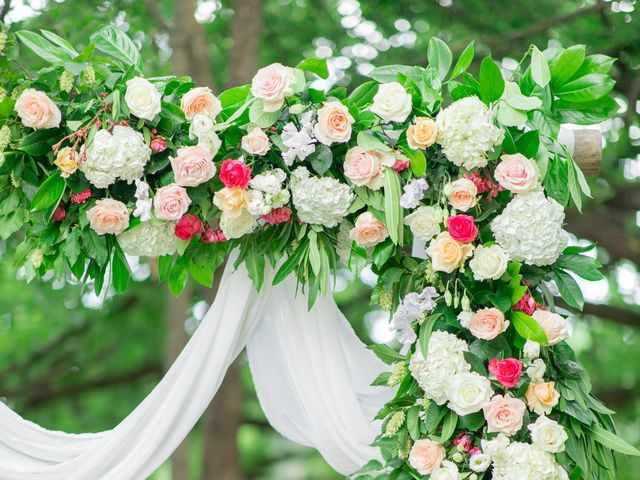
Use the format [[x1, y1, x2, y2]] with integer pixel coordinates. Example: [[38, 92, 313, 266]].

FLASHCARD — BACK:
[[527, 358, 547, 382], [281, 111, 316, 165], [400, 178, 429, 209]]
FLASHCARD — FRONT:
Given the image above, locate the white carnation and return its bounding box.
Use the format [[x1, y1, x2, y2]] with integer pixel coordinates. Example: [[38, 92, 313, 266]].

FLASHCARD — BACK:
[[370, 82, 413, 123], [491, 189, 568, 266], [446, 371, 493, 416], [469, 244, 509, 281], [290, 167, 353, 227], [117, 221, 177, 257], [80, 126, 151, 188], [529, 415, 568, 453], [435, 96, 504, 170], [125, 77, 161, 121]]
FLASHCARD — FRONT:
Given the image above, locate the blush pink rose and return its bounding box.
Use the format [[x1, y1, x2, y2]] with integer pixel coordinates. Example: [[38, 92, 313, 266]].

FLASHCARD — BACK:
[[181, 87, 222, 121], [349, 212, 389, 248], [261, 206, 293, 225], [494, 153, 539, 193], [445, 178, 477, 211], [483, 394, 527, 436], [219, 159, 252, 189], [344, 146, 395, 190], [241, 127, 271, 156], [488, 358, 523, 388], [170, 145, 216, 187], [87, 198, 129, 235], [468, 308, 508, 340], [174, 214, 204, 241], [532, 309, 570, 345], [251, 63, 296, 112], [447, 214, 478, 243], [15, 89, 61, 129], [314, 101, 355, 145], [153, 184, 192, 221], [408, 439, 445, 475]]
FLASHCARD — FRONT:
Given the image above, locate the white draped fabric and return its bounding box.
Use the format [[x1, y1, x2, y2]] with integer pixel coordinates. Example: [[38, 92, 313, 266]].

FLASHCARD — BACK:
[[0, 255, 391, 479]]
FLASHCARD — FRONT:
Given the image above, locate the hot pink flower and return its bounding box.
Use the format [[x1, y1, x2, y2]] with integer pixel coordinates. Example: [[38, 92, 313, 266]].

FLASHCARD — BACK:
[[150, 136, 167, 152], [219, 159, 252, 189], [52, 204, 66, 221], [488, 358, 523, 388], [261, 206, 293, 225], [464, 172, 487, 194], [514, 291, 537, 315], [446, 214, 478, 244], [175, 214, 204, 241], [468, 447, 481, 457], [200, 227, 226, 243], [70, 188, 92, 204], [391, 157, 410, 172], [453, 434, 471, 452]]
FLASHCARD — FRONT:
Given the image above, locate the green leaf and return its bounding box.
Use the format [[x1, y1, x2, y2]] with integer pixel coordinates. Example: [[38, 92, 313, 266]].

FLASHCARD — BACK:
[[479, 56, 505, 104], [273, 241, 307, 285], [31, 172, 65, 211], [510, 311, 549, 345], [406, 405, 421, 441], [437, 411, 458, 443], [401, 147, 426, 177], [40, 29, 79, 58], [91, 25, 142, 70], [551, 45, 586, 88], [249, 99, 281, 128], [589, 425, 640, 456], [515, 130, 540, 158], [348, 81, 379, 107], [19, 129, 59, 156], [531, 46, 551, 87], [458, 412, 485, 432], [368, 344, 405, 365], [157, 254, 173, 282], [463, 351, 489, 376], [383, 170, 403, 245], [357, 131, 392, 152], [16, 30, 73, 64], [308, 144, 333, 175], [427, 37, 452, 81], [551, 270, 584, 310], [372, 239, 395, 268], [189, 261, 215, 288], [450, 41, 475, 80], [168, 255, 189, 296], [367, 65, 423, 83], [308, 230, 321, 276], [419, 314, 440, 360], [111, 243, 131, 293], [218, 85, 251, 108], [556, 74, 615, 103], [296, 57, 329, 79], [244, 250, 265, 291]]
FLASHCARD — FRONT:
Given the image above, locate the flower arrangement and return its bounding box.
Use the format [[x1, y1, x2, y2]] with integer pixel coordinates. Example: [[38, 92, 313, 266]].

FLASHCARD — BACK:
[[0, 25, 636, 479]]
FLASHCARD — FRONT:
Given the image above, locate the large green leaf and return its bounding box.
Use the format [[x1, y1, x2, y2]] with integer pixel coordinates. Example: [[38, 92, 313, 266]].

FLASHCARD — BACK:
[[551, 270, 584, 310], [296, 57, 329, 79], [589, 425, 640, 456], [556, 74, 615, 103], [91, 25, 142, 70], [111, 243, 131, 293], [383, 170, 403, 245], [31, 172, 65, 211], [450, 41, 475, 80], [531, 46, 551, 87], [19, 129, 59, 156], [479, 56, 505, 104], [367, 65, 423, 83], [427, 37, 452, 81], [510, 311, 549, 345], [551, 45, 585, 88], [348, 81, 379, 107], [16, 30, 74, 64], [40, 29, 79, 58]]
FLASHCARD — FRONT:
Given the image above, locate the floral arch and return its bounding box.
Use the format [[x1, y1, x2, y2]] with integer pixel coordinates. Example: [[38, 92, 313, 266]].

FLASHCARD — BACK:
[[0, 25, 638, 479]]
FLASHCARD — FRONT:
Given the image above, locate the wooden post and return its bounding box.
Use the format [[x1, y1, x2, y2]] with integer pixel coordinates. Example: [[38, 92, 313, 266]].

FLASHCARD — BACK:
[[558, 125, 602, 177]]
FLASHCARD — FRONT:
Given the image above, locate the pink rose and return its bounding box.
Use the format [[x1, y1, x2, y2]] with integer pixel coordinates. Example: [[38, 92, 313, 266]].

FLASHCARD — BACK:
[[87, 198, 129, 235], [150, 136, 167, 152], [153, 184, 192, 221], [483, 394, 527, 436], [219, 159, 252, 189], [261, 206, 293, 225], [15, 89, 61, 129], [314, 101, 355, 145], [181, 87, 222, 121], [251, 63, 296, 112], [468, 308, 508, 340], [408, 439, 445, 475], [349, 212, 389, 248], [488, 358, 523, 388], [446, 214, 478, 243], [241, 127, 271, 156], [494, 153, 539, 193], [344, 146, 395, 190], [170, 145, 216, 187], [175, 214, 204, 241], [391, 157, 410, 172], [532, 310, 570, 345]]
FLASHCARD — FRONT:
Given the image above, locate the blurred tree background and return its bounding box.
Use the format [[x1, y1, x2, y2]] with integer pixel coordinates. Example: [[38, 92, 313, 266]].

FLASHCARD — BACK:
[[1, 0, 639, 479]]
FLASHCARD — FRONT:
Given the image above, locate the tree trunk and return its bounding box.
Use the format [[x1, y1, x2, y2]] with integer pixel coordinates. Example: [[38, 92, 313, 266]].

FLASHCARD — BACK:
[[170, 0, 213, 87], [226, 0, 263, 87]]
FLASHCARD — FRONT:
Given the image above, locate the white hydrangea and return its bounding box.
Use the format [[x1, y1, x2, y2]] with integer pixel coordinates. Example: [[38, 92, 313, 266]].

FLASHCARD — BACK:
[[491, 189, 568, 266], [80, 126, 151, 188], [117, 221, 177, 257], [435, 96, 504, 170], [491, 441, 568, 480], [290, 167, 354, 227], [409, 330, 470, 405]]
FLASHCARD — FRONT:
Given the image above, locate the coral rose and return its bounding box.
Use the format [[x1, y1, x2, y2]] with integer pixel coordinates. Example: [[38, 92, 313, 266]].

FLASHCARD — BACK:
[[408, 439, 445, 475], [87, 198, 130, 235], [483, 394, 527, 436], [468, 307, 509, 340], [153, 184, 191, 221], [15, 89, 61, 129], [314, 101, 354, 145], [181, 87, 221, 121], [170, 145, 216, 187], [349, 212, 389, 248], [407, 117, 437, 150]]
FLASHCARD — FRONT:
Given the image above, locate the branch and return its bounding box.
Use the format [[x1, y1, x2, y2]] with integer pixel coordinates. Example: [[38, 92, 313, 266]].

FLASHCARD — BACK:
[[0, 0, 11, 23], [580, 302, 640, 328]]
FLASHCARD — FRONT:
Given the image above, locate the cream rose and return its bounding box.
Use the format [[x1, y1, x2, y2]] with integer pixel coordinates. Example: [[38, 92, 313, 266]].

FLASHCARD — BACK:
[[170, 145, 216, 187], [532, 310, 570, 345], [213, 187, 249, 218], [181, 87, 222, 121], [469, 244, 509, 281], [241, 127, 271, 156], [314, 101, 355, 145], [343, 146, 394, 190], [468, 307, 509, 340], [528, 415, 568, 453], [427, 232, 474, 273], [15, 89, 61, 129], [494, 153, 539, 193], [87, 198, 129, 235], [220, 208, 257, 239], [370, 81, 413, 123], [407, 117, 438, 150], [251, 63, 296, 112], [404, 206, 443, 242], [483, 394, 527, 436], [408, 439, 445, 475], [525, 381, 560, 415], [444, 178, 477, 211], [446, 372, 493, 416], [349, 212, 388, 248], [125, 77, 162, 120], [54, 147, 78, 178], [153, 184, 191, 221]]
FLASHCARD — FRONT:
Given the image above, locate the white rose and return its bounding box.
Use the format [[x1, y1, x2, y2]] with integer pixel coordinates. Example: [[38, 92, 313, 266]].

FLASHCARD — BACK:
[[431, 461, 460, 480], [125, 77, 161, 121], [469, 244, 509, 281], [370, 82, 413, 123], [481, 433, 510, 459], [220, 209, 258, 239], [246, 190, 271, 216], [197, 131, 222, 157], [528, 416, 568, 453], [404, 206, 442, 242], [469, 453, 491, 473], [523, 340, 541, 359], [446, 372, 493, 416], [527, 358, 547, 382], [190, 113, 215, 139]]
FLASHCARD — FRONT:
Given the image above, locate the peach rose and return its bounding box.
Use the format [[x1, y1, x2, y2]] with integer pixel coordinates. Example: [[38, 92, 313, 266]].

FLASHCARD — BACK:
[[54, 147, 78, 178], [343, 146, 395, 190], [87, 198, 129, 235], [153, 184, 191, 221], [444, 178, 477, 212], [15, 89, 61, 129], [241, 127, 271, 156], [494, 153, 539, 193], [213, 187, 249, 218], [251, 63, 296, 112], [314, 101, 355, 145], [409, 439, 445, 475], [181, 87, 222, 121], [426, 231, 474, 273], [468, 307, 509, 340], [170, 145, 216, 187], [483, 394, 527, 436], [525, 381, 560, 415], [407, 117, 438, 150], [532, 310, 570, 345], [349, 212, 388, 248]]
